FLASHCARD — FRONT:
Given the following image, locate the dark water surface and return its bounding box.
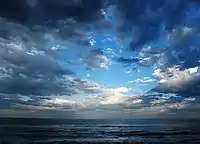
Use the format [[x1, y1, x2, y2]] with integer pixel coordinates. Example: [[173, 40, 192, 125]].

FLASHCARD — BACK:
[[0, 118, 199, 144]]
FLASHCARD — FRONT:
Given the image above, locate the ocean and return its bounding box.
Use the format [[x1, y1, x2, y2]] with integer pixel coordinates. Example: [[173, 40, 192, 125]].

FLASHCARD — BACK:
[[0, 118, 199, 144]]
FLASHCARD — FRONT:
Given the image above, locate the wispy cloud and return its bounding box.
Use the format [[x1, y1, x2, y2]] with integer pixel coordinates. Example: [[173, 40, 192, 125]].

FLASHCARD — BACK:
[[128, 77, 156, 84]]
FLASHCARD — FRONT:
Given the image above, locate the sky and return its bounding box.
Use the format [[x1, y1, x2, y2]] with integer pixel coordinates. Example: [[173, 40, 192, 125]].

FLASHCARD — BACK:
[[0, 0, 200, 119]]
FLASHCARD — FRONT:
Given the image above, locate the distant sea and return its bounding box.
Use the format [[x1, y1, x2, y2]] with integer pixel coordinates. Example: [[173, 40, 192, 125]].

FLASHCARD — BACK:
[[0, 118, 199, 144]]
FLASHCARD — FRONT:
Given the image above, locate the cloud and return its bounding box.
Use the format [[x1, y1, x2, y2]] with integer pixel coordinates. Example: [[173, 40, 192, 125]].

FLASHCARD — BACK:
[[164, 103, 200, 118], [0, 15, 114, 93], [0, 77, 105, 111], [128, 77, 156, 84], [68, 78, 104, 93], [0, 2, 115, 114], [153, 66, 198, 83], [161, 25, 200, 70], [98, 87, 132, 105], [114, 0, 198, 48], [151, 66, 200, 97], [0, 20, 77, 96], [0, 19, 109, 97], [0, 0, 104, 25], [84, 49, 110, 69], [1, 0, 200, 118], [26, 0, 38, 8], [116, 52, 161, 70], [43, 98, 85, 111], [116, 57, 140, 64], [45, 98, 74, 105], [161, 102, 186, 113], [0, 93, 44, 110], [86, 87, 130, 105], [3, 85, 145, 115], [112, 1, 200, 77], [0, 77, 76, 96], [80, 87, 158, 116], [0, 1, 113, 50]]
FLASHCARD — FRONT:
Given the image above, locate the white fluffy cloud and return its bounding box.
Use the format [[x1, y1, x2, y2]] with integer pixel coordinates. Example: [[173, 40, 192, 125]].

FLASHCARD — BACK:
[[28, 86, 143, 114], [100, 87, 132, 105], [87, 87, 132, 105], [45, 98, 74, 105], [128, 77, 155, 84], [153, 66, 199, 84]]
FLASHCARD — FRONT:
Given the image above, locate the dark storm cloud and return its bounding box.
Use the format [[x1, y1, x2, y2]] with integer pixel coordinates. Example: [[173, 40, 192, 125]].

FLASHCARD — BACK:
[[0, 16, 107, 110], [151, 75, 200, 97], [115, 0, 193, 49], [162, 25, 200, 70], [0, 18, 78, 96], [1, 0, 200, 116], [0, 93, 44, 109], [0, 77, 77, 96], [116, 57, 140, 64], [113, 0, 200, 73], [0, 0, 104, 26], [0, 0, 110, 48], [0, 46, 74, 78], [115, 57, 143, 71], [116, 54, 160, 69], [2, 0, 200, 72], [0, 15, 111, 98], [0, 0, 111, 100]]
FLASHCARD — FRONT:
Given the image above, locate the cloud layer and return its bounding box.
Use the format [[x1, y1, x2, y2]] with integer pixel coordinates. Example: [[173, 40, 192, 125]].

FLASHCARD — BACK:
[[0, 0, 200, 118]]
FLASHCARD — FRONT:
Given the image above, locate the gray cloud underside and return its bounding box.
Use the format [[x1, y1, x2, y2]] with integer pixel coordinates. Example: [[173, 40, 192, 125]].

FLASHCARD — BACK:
[[151, 75, 200, 97], [0, 19, 77, 96], [114, 0, 200, 71]]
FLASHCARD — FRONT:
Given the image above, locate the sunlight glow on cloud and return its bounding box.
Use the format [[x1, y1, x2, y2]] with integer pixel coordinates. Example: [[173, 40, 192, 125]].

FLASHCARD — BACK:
[[46, 98, 75, 105], [128, 77, 156, 84], [151, 66, 200, 97], [153, 66, 199, 84]]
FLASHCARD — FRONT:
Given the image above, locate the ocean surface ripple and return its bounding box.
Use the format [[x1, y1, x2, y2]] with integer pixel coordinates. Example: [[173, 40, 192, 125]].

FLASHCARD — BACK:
[[0, 118, 199, 144]]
